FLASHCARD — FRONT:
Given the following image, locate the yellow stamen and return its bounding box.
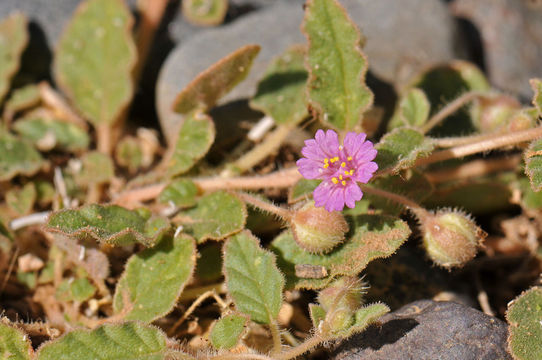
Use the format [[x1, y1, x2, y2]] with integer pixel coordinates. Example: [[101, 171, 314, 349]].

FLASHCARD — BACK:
[[332, 177, 338, 184], [323, 164, 329, 169], [349, 169, 355, 175], [339, 175, 343, 180], [341, 162, 346, 168], [347, 156, 352, 161], [341, 180, 346, 186], [324, 158, 329, 163]]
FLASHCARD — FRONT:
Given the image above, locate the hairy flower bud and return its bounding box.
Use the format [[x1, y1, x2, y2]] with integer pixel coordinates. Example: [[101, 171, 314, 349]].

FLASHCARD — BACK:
[[471, 95, 533, 133], [291, 201, 349, 254], [420, 209, 486, 269], [317, 277, 366, 332]]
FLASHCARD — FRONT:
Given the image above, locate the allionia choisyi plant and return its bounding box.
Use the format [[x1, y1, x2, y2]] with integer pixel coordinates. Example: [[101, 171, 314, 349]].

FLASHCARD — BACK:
[[0, 0, 542, 359]]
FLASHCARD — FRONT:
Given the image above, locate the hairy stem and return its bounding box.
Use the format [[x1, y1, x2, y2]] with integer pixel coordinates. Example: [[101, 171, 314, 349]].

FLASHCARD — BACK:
[[275, 334, 325, 360], [228, 124, 293, 175], [269, 319, 283, 355], [421, 91, 485, 134], [180, 283, 227, 302], [235, 192, 292, 220], [212, 354, 275, 360], [359, 184, 427, 215], [168, 290, 225, 337], [96, 123, 112, 155]]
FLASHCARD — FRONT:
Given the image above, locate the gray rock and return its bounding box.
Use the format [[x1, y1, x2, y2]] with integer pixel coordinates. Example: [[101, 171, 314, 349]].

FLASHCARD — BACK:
[[157, 0, 458, 144], [333, 300, 511, 360], [452, 0, 542, 99]]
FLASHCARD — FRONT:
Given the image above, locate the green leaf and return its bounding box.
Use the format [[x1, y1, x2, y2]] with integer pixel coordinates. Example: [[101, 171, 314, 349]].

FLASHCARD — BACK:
[[529, 78, 542, 117], [271, 214, 411, 289], [506, 287, 542, 360], [46, 204, 170, 247], [288, 179, 321, 204], [519, 177, 542, 210], [113, 233, 195, 322], [173, 44, 260, 115], [37, 322, 167, 360], [303, 0, 373, 131], [54, 0, 136, 126], [309, 303, 326, 329], [337, 303, 389, 338], [210, 313, 248, 350], [166, 111, 215, 177], [159, 179, 198, 208], [375, 128, 434, 174], [0, 132, 43, 181], [181, 191, 246, 243], [182, 0, 228, 27], [3, 84, 41, 120], [250, 45, 308, 125], [75, 151, 114, 185], [6, 182, 36, 216], [35, 180, 55, 207], [525, 139, 542, 192], [388, 88, 430, 130], [0, 319, 32, 360], [56, 277, 96, 302], [0, 12, 28, 105], [13, 117, 90, 152], [223, 230, 284, 324], [115, 136, 143, 173]]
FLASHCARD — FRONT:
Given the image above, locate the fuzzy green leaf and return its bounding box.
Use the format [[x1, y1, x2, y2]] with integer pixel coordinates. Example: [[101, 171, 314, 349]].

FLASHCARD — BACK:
[[0, 12, 28, 105], [223, 230, 284, 324], [37, 322, 167, 360], [303, 0, 373, 131], [0, 132, 43, 181], [3, 84, 41, 120], [182, 0, 228, 27], [0, 319, 32, 360], [173, 44, 260, 114], [530, 79, 542, 117], [14, 117, 90, 152], [76, 151, 114, 185], [210, 313, 248, 350], [388, 88, 430, 130], [182, 191, 246, 243], [6, 182, 36, 216], [250, 45, 308, 125], [506, 287, 542, 360], [159, 179, 198, 208], [46, 204, 170, 247], [338, 303, 389, 338], [113, 233, 195, 322], [525, 139, 542, 192], [115, 137, 143, 173], [375, 128, 434, 174], [309, 304, 326, 329], [54, 0, 136, 126], [271, 215, 411, 289], [166, 111, 215, 177]]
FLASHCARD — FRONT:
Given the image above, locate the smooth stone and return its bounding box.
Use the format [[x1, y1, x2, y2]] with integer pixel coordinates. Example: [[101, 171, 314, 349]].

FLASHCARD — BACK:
[[156, 0, 457, 144], [452, 0, 542, 99], [332, 299, 512, 360]]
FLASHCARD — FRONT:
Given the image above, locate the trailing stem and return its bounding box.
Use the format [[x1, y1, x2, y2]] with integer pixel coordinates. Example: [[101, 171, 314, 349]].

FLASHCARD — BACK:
[[235, 192, 292, 221]]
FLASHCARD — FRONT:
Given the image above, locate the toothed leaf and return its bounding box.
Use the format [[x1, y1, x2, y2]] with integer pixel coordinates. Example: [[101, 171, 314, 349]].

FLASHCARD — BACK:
[[525, 139, 542, 192], [506, 287, 542, 360], [0, 319, 32, 360], [210, 313, 248, 350]]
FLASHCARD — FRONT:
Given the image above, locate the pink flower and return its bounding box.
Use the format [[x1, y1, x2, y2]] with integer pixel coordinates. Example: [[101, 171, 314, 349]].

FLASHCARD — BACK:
[[296, 129, 378, 212]]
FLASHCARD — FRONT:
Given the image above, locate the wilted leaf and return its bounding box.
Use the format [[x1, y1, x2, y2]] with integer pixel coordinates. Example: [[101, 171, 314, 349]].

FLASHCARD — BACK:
[[54, 0, 136, 126], [0, 12, 28, 105], [182, 0, 228, 27], [37, 322, 167, 360], [0, 132, 43, 181], [223, 230, 284, 324], [172, 44, 260, 114], [6, 182, 36, 216], [388, 88, 430, 130], [506, 287, 542, 360], [309, 304, 326, 329], [210, 313, 248, 350], [531, 79, 542, 117], [166, 111, 215, 177], [303, 0, 373, 131], [0, 318, 32, 360], [13, 117, 90, 152], [271, 215, 410, 289], [375, 128, 434, 174], [525, 139, 542, 192], [76, 151, 114, 185], [46, 204, 170, 247], [159, 179, 198, 208], [181, 191, 246, 243], [250, 45, 308, 125], [113, 233, 195, 322], [288, 179, 320, 204]]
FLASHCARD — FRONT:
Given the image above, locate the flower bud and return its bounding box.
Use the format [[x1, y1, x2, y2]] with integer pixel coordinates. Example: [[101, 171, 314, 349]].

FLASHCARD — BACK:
[[470, 95, 524, 133], [290, 201, 349, 254], [420, 209, 486, 269]]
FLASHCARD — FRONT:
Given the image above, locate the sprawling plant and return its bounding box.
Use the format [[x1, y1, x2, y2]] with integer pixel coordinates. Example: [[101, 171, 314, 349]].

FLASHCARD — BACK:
[[0, 0, 541, 359]]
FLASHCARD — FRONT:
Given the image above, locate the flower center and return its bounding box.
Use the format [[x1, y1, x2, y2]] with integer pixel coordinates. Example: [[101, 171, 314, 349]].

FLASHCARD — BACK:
[[323, 154, 355, 187]]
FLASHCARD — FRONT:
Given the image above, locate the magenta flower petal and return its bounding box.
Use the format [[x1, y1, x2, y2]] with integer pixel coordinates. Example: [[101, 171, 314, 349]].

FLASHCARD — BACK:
[[297, 129, 378, 212]]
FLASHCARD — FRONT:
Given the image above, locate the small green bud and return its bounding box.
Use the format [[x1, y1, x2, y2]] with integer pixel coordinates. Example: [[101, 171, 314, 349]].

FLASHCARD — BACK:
[[420, 209, 486, 269], [290, 201, 349, 254], [471, 95, 526, 133]]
